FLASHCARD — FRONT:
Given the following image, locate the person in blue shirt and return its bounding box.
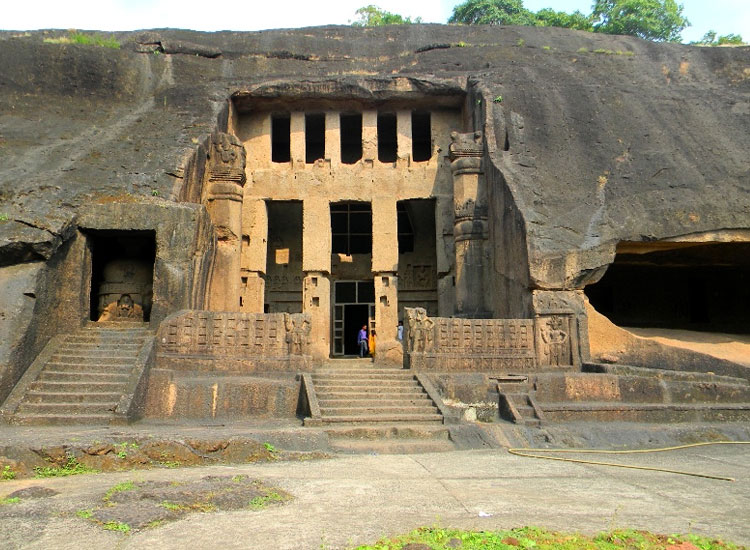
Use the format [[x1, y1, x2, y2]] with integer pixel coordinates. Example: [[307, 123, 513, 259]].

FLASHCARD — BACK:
[[357, 325, 368, 357]]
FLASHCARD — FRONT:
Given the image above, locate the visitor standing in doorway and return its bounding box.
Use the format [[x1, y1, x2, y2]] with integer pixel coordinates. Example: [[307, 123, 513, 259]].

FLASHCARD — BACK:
[[397, 320, 403, 342], [368, 330, 376, 357], [357, 325, 368, 357]]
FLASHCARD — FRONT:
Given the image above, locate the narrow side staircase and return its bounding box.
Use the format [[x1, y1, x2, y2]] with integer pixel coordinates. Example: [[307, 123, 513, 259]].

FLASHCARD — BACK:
[[0, 322, 154, 425], [310, 359, 444, 425]]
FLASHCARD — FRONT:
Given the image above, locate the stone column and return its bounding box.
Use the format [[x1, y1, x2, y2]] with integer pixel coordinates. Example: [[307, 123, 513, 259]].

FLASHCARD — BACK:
[[290, 112, 305, 168], [302, 197, 332, 361], [206, 131, 247, 312], [371, 197, 400, 364], [396, 110, 412, 165], [362, 110, 378, 164], [240, 198, 267, 312], [325, 111, 340, 169], [450, 131, 490, 318]]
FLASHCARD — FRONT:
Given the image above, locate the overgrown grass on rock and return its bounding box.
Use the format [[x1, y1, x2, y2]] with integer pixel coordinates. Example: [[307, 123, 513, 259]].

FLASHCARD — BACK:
[[43, 31, 120, 49], [351, 527, 745, 550]]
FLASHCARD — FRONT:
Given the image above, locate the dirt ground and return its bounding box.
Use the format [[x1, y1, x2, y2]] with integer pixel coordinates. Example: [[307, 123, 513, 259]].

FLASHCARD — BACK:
[[1, 443, 748, 550]]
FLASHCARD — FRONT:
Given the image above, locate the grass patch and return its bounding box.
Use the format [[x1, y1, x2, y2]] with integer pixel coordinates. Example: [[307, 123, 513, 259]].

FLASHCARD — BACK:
[[114, 442, 139, 459], [0, 496, 20, 506], [1, 465, 16, 480], [34, 455, 98, 478], [159, 460, 181, 469], [351, 527, 745, 550], [160, 501, 186, 512], [103, 481, 136, 502], [76, 509, 94, 519], [249, 491, 284, 510], [43, 31, 120, 49], [102, 521, 130, 533], [263, 442, 277, 453]]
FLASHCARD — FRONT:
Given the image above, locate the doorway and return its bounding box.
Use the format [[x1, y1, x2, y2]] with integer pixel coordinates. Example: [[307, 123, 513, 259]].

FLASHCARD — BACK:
[[332, 280, 375, 356]]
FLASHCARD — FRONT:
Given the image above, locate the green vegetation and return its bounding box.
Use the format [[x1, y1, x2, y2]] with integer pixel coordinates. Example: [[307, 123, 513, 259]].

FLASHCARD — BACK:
[[34, 455, 98, 478], [264, 442, 277, 453], [102, 521, 131, 533], [1, 465, 16, 480], [352, 5, 422, 26], [114, 441, 139, 459], [0, 213, 9, 222], [103, 481, 136, 502], [159, 460, 181, 469], [160, 500, 186, 511], [0, 496, 20, 506], [43, 31, 120, 49], [351, 527, 745, 550], [249, 491, 284, 509], [448, 0, 693, 42], [76, 509, 94, 519], [692, 30, 745, 46]]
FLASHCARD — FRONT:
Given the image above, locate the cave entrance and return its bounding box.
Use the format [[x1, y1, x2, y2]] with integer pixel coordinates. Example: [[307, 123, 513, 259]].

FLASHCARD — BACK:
[[585, 241, 750, 335], [88, 230, 156, 323]]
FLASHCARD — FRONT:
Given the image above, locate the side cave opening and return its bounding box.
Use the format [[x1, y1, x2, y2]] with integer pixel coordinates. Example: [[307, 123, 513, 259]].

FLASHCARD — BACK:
[[88, 230, 156, 323], [340, 113, 362, 164], [271, 114, 291, 163], [377, 113, 397, 163], [397, 199, 438, 319], [411, 111, 431, 162], [264, 201, 303, 313], [305, 113, 325, 164], [585, 242, 750, 335]]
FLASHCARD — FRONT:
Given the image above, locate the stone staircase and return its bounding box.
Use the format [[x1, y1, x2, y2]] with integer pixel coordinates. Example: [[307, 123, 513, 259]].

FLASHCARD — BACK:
[[496, 375, 543, 426], [0, 322, 154, 425], [309, 359, 444, 425]]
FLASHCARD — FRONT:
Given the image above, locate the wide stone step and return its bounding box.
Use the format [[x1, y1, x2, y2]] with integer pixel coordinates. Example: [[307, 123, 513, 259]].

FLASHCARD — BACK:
[[43, 362, 133, 373], [320, 405, 439, 416], [316, 389, 424, 399], [313, 381, 421, 391], [48, 354, 135, 365], [30, 380, 126, 393], [16, 401, 117, 415], [24, 391, 121, 404], [313, 373, 416, 382], [11, 413, 114, 426], [38, 371, 130, 383], [318, 397, 433, 408], [321, 413, 443, 424]]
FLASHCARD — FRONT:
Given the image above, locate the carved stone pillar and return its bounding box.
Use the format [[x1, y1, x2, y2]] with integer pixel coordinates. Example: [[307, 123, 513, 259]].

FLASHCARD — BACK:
[[450, 131, 490, 318], [205, 131, 247, 312]]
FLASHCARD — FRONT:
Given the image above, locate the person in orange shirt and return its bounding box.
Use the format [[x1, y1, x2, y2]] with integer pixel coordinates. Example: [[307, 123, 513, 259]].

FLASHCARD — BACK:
[[368, 329, 376, 357]]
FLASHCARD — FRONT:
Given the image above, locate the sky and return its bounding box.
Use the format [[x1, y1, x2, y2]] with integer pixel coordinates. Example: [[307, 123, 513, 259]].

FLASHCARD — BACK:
[[2, 0, 748, 44]]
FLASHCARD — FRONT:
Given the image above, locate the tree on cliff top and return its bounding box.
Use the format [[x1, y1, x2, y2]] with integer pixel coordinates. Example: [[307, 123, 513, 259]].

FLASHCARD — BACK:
[[352, 5, 422, 26], [449, 0, 690, 42], [591, 0, 690, 42]]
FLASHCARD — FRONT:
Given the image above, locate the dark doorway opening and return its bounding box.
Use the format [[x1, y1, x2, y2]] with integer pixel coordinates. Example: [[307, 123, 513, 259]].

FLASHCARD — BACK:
[[377, 113, 397, 163], [585, 242, 750, 334], [89, 230, 156, 322], [305, 113, 325, 164], [340, 113, 362, 164], [411, 111, 431, 162], [343, 304, 369, 356], [265, 201, 303, 313], [271, 114, 291, 163]]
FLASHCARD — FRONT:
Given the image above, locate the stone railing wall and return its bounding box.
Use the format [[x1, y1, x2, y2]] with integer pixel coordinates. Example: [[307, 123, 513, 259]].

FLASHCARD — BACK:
[[404, 308, 575, 371], [156, 310, 311, 372]]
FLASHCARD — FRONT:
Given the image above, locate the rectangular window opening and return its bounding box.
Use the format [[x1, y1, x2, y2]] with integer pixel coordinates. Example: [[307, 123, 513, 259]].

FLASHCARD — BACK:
[[340, 113, 363, 164], [331, 202, 372, 255], [377, 113, 397, 163], [412, 111, 432, 162], [271, 114, 291, 163], [305, 113, 325, 164]]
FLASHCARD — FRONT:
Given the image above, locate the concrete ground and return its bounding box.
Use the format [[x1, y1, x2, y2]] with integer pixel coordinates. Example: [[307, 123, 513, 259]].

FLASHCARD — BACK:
[[1, 440, 748, 549]]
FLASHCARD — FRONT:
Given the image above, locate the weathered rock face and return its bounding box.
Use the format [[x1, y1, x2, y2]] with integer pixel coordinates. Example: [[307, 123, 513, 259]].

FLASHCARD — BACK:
[[0, 25, 748, 402]]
